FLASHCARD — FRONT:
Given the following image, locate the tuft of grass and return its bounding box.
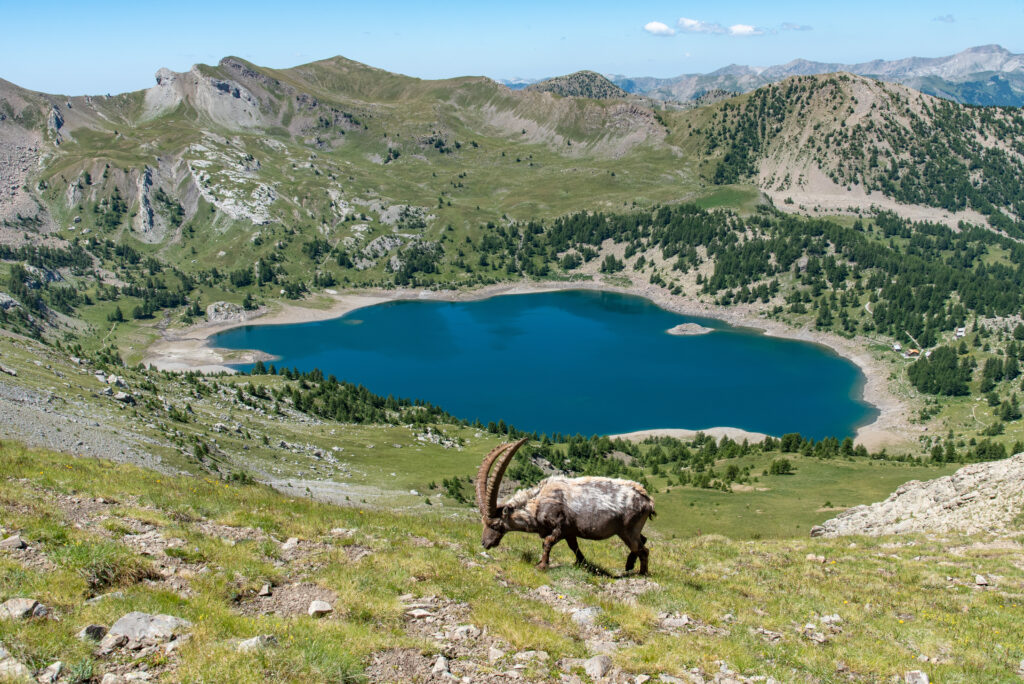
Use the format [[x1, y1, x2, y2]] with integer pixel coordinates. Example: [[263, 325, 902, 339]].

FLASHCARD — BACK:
[[51, 540, 158, 593]]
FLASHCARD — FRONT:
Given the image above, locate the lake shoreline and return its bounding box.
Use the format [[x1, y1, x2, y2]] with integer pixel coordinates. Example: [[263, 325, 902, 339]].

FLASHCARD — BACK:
[[142, 277, 911, 450]]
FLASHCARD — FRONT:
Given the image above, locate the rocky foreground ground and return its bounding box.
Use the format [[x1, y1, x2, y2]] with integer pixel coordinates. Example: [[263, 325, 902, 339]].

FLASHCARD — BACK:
[[0, 442, 1022, 682]]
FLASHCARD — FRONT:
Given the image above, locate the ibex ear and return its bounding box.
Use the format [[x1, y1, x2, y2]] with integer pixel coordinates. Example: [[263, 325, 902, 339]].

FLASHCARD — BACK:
[[501, 505, 513, 517]]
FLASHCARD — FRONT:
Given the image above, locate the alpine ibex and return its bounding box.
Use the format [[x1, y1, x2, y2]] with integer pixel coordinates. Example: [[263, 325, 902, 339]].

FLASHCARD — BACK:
[[475, 438, 655, 574]]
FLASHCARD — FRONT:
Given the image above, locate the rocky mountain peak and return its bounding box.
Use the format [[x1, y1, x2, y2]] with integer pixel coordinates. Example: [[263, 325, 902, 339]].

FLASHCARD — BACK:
[[525, 70, 628, 99]]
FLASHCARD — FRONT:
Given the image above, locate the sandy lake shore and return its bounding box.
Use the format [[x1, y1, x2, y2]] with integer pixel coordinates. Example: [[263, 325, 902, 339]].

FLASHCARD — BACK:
[[141, 277, 913, 450]]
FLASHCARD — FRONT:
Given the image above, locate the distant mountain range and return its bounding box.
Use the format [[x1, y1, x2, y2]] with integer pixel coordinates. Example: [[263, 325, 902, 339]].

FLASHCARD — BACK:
[[502, 45, 1024, 107]]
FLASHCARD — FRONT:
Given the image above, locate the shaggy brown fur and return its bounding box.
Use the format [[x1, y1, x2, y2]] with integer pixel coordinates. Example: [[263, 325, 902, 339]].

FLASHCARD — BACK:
[[476, 439, 655, 573]]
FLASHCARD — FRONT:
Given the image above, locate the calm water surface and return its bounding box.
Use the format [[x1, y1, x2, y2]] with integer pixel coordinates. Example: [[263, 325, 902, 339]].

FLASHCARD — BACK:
[[212, 290, 876, 439]]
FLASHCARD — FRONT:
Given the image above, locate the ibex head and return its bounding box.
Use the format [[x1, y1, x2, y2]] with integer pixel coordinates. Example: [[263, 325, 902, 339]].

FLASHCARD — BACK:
[[475, 438, 528, 549]]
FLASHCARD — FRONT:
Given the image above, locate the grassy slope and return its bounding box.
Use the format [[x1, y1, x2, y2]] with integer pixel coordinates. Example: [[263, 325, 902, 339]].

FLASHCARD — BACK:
[[1, 442, 1022, 683]]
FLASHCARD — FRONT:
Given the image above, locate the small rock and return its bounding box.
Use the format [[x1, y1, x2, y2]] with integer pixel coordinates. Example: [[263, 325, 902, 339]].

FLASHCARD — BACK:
[[163, 635, 189, 656], [659, 614, 691, 629], [257, 584, 272, 597], [109, 612, 190, 642], [0, 598, 39, 620], [488, 646, 506, 663], [584, 654, 612, 679], [432, 655, 450, 675], [406, 608, 433, 619], [0, 535, 27, 550], [100, 674, 125, 684], [514, 650, 550, 663], [98, 633, 128, 653], [237, 635, 277, 653], [571, 607, 600, 626], [451, 624, 480, 640], [85, 591, 123, 605], [307, 600, 332, 618], [905, 671, 929, 684], [37, 661, 62, 683], [281, 537, 300, 551], [974, 574, 988, 586], [0, 658, 32, 681], [635, 676, 651, 684], [584, 639, 619, 656], [78, 624, 108, 641]]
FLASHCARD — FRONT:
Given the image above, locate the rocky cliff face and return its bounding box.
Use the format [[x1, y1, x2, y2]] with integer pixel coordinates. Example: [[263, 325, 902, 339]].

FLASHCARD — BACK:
[[812, 454, 1024, 537]]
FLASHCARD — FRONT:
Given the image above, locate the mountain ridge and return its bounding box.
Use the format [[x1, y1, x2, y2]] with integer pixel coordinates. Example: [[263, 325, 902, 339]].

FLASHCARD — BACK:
[[501, 45, 1024, 107]]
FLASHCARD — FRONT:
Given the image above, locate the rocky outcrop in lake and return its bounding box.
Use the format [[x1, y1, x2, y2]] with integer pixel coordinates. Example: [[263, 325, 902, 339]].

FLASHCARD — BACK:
[[667, 323, 713, 336]]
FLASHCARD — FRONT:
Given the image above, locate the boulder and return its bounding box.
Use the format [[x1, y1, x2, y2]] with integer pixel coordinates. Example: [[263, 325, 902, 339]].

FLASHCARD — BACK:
[[108, 612, 191, 641], [0, 598, 39, 620]]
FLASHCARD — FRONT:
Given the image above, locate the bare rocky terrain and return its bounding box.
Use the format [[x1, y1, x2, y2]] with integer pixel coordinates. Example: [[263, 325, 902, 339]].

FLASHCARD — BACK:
[[813, 454, 1024, 537]]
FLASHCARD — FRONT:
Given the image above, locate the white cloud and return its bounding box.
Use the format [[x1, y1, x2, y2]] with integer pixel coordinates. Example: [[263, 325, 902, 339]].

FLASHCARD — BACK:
[[933, 14, 956, 23], [643, 21, 676, 36], [728, 24, 762, 36], [647, 16, 803, 38], [678, 17, 727, 34]]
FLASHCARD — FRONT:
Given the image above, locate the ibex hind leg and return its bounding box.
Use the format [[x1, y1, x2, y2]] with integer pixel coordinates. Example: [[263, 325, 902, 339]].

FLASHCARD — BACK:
[[620, 532, 643, 573], [637, 534, 650, 575], [622, 525, 651, 575], [565, 536, 586, 565]]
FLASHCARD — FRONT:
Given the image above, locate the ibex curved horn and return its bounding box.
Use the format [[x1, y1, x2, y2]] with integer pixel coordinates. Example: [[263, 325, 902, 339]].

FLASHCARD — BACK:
[[476, 441, 514, 517], [483, 437, 528, 517]]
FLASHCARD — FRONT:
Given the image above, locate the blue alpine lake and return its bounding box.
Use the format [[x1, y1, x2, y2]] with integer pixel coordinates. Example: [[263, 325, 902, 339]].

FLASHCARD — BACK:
[[211, 290, 877, 439]]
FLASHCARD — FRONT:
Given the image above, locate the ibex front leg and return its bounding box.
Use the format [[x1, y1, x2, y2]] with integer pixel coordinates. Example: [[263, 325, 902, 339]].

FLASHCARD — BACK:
[[537, 529, 563, 570]]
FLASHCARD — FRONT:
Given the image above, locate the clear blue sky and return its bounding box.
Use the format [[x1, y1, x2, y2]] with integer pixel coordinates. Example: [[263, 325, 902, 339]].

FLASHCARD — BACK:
[[1, 0, 1020, 94]]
